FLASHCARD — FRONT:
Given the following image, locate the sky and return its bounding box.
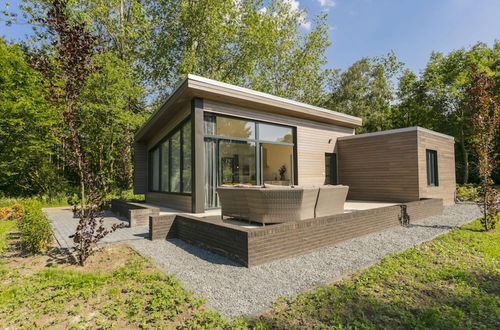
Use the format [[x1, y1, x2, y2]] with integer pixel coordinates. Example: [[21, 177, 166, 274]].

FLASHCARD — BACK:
[[1, 0, 499, 73]]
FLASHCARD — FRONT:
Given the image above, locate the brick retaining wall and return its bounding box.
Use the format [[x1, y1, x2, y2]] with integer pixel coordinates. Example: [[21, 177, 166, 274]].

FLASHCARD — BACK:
[[111, 199, 160, 227], [149, 198, 444, 267]]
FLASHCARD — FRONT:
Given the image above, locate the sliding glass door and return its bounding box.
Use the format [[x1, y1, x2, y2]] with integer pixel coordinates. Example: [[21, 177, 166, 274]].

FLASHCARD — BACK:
[[203, 113, 295, 209]]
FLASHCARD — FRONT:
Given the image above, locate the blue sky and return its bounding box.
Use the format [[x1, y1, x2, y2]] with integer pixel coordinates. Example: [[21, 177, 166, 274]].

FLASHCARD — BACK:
[[1, 0, 498, 72]]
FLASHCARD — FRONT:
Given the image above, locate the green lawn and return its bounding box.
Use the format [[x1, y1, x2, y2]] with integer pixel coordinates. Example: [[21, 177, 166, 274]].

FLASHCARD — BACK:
[[255, 220, 500, 329], [0, 220, 16, 255], [0, 204, 498, 328]]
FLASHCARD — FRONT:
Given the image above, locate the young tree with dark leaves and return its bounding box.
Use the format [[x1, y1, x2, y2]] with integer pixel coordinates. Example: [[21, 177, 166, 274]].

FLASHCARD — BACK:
[[467, 66, 499, 231], [30, 0, 124, 265]]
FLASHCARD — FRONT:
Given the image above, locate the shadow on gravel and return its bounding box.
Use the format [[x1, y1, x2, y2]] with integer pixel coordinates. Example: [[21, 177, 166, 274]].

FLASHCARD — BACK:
[[407, 223, 460, 230], [167, 238, 243, 267], [407, 223, 484, 232]]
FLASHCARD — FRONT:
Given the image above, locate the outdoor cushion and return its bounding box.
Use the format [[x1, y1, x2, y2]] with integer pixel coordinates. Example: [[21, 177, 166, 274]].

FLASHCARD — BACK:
[[315, 185, 349, 218]]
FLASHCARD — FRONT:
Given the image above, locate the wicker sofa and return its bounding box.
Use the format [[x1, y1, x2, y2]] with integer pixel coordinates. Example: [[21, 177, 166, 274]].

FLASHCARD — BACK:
[[216, 185, 349, 225]]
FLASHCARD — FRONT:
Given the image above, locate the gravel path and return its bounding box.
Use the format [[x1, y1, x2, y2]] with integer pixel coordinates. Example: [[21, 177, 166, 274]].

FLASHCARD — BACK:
[[130, 203, 481, 318]]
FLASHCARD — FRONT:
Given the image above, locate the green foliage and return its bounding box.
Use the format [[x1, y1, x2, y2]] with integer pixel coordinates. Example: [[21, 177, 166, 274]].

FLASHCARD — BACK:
[[78, 52, 147, 192], [256, 219, 500, 329], [1, 208, 498, 328], [324, 52, 404, 133], [0, 220, 16, 255], [0, 246, 228, 328], [393, 42, 500, 184], [71, 0, 334, 103], [16, 200, 52, 253], [0, 194, 69, 208], [0, 38, 61, 196], [456, 184, 480, 202]]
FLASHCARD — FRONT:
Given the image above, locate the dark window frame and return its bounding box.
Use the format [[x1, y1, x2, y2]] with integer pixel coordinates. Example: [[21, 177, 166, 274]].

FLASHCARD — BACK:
[[325, 153, 337, 185], [426, 149, 439, 187], [148, 116, 192, 195], [203, 112, 297, 186]]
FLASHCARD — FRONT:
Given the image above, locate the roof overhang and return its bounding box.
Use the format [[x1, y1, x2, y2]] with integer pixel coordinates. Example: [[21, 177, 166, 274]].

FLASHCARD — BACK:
[[135, 74, 363, 142], [338, 126, 455, 141]]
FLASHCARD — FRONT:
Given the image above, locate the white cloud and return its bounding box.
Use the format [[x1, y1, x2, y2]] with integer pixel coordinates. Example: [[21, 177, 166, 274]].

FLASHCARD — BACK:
[[318, 0, 336, 7], [285, 0, 301, 12], [283, 0, 312, 30]]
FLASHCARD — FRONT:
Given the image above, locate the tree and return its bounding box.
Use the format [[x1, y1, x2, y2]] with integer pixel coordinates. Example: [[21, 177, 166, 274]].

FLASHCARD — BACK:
[[141, 0, 333, 103], [468, 67, 499, 231], [30, 0, 124, 265], [323, 53, 403, 133], [407, 42, 500, 183], [0, 38, 61, 196], [77, 52, 147, 193], [388, 69, 436, 129]]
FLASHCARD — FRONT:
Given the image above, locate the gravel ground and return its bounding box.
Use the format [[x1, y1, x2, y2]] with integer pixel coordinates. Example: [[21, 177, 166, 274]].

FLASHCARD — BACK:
[[130, 203, 481, 318]]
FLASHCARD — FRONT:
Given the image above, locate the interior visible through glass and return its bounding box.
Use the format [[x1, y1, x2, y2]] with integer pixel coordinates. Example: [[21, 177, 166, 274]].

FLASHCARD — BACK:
[[262, 143, 293, 185], [219, 141, 257, 185]]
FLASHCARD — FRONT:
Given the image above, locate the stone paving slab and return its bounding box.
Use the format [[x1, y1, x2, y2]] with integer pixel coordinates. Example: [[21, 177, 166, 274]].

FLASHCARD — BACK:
[[45, 207, 149, 249]]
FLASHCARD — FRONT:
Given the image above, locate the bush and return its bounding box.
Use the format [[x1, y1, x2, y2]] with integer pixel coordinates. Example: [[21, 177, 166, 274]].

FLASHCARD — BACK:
[[456, 184, 480, 202], [0, 203, 25, 220], [17, 201, 52, 253]]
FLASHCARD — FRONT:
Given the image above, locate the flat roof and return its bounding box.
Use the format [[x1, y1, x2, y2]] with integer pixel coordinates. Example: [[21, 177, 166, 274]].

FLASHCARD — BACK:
[[135, 74, 362, 141], [338, 126, 455, 141]]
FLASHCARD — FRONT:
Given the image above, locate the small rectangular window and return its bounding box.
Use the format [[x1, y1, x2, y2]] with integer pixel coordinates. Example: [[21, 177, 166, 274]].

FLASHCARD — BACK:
[[426, 149, 438, 186], [325, 153, 337, 185]]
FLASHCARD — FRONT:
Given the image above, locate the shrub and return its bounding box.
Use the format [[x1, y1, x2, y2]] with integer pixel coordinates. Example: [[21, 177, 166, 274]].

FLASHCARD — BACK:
[[17, 201, 52, 253], [0, 204, 25, 220], [456, 184, 480, 202], [0, 207, 10, 220]]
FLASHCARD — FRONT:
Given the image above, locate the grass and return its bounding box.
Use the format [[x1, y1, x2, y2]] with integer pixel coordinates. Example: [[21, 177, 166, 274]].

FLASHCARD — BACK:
[[0, 220, 16, 254], [255, 220, 500, 329], [0, 196, 68, 208], [0, 242, 243, 328], [0, 197, 498, 329]]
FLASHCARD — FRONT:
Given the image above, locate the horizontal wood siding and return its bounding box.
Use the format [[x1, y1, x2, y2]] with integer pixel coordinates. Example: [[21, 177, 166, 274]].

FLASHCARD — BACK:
[[337, 130, 420, 202], [145, 193, 192, 212], [417, 131, 455, 205], [203, 100, 354, 186]]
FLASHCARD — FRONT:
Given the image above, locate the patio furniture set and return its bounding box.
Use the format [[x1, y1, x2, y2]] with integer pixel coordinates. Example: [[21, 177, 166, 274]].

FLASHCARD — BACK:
[[217, 184, 349, 225]]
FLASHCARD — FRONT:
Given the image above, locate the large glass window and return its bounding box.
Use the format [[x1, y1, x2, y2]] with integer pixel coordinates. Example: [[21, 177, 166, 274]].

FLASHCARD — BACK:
[[170, 131, 181, 192], [151, 148, 160, 191], [148, 119, 192, 194], [258, 123, 293, 143], [182, 123, 192, 193], [160, 141, 169, 191], [262, 143, 293, 185], [204, 113, 255, 139], [220, 141, 257, 185], [204, 113, 296, 209]]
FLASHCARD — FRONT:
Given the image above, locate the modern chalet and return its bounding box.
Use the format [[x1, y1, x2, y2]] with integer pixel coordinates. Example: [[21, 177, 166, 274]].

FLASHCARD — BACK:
[[133, 74, 455, 213]]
